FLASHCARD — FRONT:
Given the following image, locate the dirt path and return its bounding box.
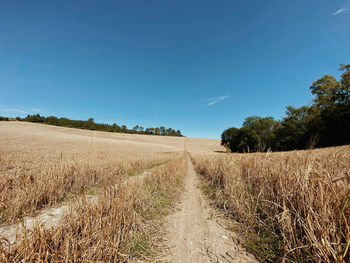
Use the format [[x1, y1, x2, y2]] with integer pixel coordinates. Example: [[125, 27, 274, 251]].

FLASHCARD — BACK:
[[164, 156, 257, 263], [0, 168, 153, 245]]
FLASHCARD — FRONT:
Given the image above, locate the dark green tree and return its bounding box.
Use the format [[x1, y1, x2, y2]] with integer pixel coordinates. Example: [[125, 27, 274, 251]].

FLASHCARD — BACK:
[[222, 63, 350, 152], [221, 127, 240, 151]]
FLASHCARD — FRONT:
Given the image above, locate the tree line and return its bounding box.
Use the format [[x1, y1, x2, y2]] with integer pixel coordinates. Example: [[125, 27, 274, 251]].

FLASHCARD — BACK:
[[221, 64, 350, 152], [10, 115, 183, 137]]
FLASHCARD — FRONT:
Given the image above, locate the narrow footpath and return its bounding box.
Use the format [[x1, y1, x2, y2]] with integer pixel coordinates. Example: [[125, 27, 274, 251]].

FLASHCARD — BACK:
[[164, 155, 257, 263]]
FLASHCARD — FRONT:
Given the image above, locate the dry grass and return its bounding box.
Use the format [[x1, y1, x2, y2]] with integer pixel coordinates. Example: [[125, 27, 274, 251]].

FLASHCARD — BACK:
[[0, 155, 186, 262], [192, 146, 350, 262], [0, 148, 177, 224]]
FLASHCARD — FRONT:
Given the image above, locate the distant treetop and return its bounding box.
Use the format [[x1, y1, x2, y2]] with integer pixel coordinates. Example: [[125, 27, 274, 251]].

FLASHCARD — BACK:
[[14, 114, 183, 137]]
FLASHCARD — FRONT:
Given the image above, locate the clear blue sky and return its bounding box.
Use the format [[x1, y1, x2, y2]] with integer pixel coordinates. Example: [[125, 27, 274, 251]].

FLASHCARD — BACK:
[[1, 1, 349, 138]]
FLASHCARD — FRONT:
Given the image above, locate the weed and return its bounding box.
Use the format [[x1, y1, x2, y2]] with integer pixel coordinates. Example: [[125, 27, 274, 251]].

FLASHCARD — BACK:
[[127, 170, 137, 177], [130, 232, 151, 258]]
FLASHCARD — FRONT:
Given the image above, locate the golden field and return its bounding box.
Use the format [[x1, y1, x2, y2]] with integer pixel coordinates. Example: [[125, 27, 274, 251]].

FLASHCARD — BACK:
[[0, 121, 221, 224], [1, 121, 349, 262], [0, 122, 217, 262], [192, 146, 350, 262]]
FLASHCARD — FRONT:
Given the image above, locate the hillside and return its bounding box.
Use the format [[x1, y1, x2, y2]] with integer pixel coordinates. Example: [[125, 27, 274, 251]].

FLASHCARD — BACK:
[[0, 121, 223, 157]]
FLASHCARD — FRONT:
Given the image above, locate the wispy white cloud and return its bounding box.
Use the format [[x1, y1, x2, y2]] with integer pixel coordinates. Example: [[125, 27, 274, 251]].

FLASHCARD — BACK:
[[2, 108, 29, 114], [1, 108, 46, 115], [207, 96, 229, 106], [333, 7, 348, 15]]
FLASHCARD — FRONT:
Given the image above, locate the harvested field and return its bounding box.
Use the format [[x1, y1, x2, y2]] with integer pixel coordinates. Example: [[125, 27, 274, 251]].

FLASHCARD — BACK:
[[0, 121, 222, 158]]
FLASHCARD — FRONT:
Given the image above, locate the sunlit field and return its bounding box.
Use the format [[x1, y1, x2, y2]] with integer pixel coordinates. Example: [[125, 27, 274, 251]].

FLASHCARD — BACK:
[[0, 122, 186, 224], [192, 146, 350, 262], [1, 121, 349, 262], [0, 122, 218, 261]]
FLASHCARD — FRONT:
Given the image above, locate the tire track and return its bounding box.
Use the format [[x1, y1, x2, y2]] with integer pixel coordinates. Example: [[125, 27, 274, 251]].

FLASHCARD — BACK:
[[164, 155, 257, 262], [0, 165, 160, 245]]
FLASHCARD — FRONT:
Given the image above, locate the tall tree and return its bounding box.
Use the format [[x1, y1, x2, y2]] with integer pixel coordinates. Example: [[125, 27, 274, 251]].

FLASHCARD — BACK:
[[310, 75, 342, 108], [155, 127, 160, 135], [222, 63, 350, 152], [339, 63, 350, 103], [221, 127, 240, 152]]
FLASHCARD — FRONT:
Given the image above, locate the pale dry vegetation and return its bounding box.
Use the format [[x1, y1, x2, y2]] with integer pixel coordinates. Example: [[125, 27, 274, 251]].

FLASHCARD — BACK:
[[0, 149, 175, 224], [0, 155, 186, 262], [192, 146, 350, 262], [0, 122, 227, 262]]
